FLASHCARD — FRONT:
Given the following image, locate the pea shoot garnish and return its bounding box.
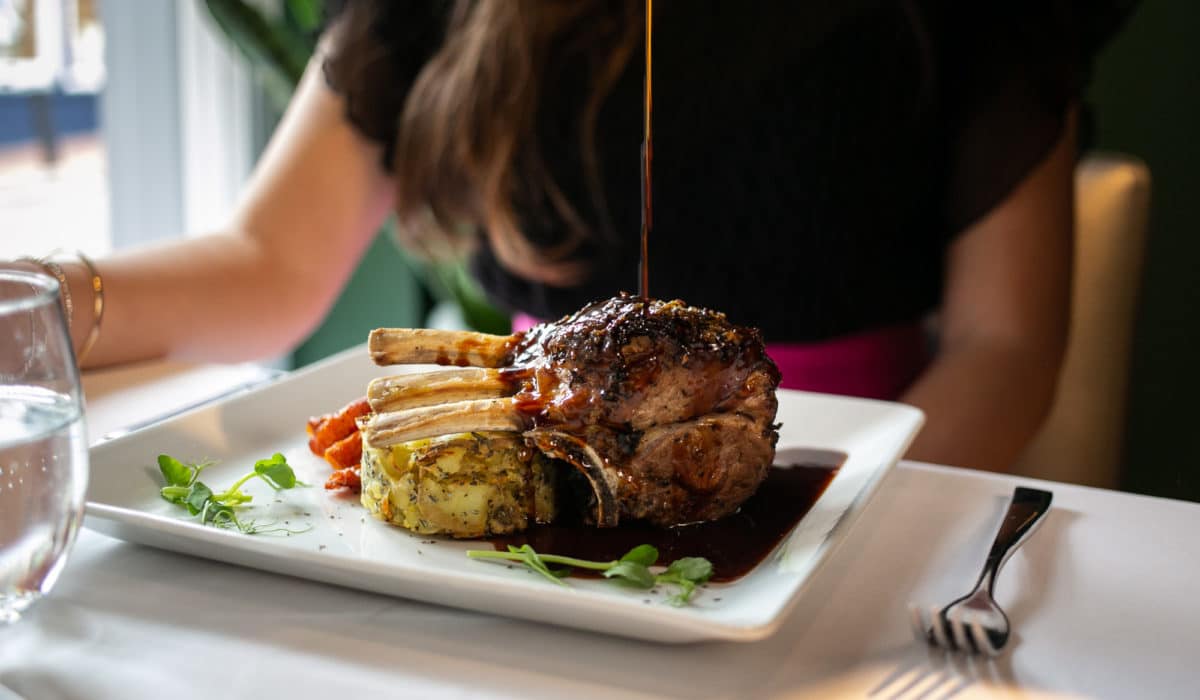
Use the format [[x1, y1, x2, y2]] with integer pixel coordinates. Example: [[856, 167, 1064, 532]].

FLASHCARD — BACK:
[[466, 543, 713, 606], [157, 453, 310, 535]]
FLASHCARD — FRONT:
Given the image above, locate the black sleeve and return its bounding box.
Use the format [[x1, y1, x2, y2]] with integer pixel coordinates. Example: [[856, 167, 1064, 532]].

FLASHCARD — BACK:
[[936, 0, 1139, 235]]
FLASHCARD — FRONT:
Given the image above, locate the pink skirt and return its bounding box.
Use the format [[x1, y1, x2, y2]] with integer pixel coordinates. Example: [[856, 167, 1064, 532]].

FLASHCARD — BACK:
[[511, 313, 928, 401]]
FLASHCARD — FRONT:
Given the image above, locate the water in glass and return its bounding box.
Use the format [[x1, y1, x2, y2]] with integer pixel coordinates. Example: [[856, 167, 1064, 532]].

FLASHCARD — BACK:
[[0, 270, 89, 623]]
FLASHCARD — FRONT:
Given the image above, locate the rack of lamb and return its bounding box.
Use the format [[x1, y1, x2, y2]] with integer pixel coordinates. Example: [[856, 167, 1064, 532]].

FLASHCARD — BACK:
[[361, 292, 781, 530]]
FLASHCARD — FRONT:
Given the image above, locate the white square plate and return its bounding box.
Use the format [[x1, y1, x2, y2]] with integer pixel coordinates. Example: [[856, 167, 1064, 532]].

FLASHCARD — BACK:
[[84, 345, 923, 643]]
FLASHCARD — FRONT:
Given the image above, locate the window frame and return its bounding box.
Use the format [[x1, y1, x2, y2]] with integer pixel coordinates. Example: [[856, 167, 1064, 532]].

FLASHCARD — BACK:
[[100, 0, 256, 249]]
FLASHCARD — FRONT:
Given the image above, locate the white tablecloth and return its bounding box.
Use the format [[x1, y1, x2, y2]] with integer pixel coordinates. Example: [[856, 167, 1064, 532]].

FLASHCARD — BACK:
[[2, 362, 1198, 699]]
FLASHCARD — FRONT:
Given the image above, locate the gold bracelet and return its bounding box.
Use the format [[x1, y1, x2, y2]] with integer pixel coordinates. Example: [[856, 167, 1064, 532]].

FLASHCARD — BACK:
[[17, 255, 73, 329], [74, 250, 105, 364]]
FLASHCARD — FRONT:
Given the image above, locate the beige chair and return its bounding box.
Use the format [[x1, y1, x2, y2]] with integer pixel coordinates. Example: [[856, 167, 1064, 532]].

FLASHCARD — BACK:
[[1012, 153, 1151, 489]]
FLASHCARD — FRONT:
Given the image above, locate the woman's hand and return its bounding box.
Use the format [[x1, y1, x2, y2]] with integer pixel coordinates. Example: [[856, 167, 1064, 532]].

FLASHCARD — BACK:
[[901, 108, 1077, 472]]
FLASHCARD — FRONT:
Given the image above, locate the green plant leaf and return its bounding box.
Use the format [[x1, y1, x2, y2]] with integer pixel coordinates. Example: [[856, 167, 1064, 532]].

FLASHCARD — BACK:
[[465, 547, 715, 606], [664, 580, 698, 607], [158, 454, 194, 487], [157, 453, 309, 535], [284, 0, 322, 33], [620, 544, 659, 567], [448, 262, 511, 334], [654, 557, 713, 606], [185, 482, 214, 516], [664, 557, 714, 584], [603, 561, 656, 589], [159, 485, 190, 504], [202, 0, 315, 110], [254, 453, 297, 489], [508, 544, 569, 587], [201, 499, 238, 527]]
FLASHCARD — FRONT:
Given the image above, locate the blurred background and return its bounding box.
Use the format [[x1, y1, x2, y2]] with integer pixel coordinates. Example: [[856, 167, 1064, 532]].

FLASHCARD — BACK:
[[0, 1, 1196, 503]]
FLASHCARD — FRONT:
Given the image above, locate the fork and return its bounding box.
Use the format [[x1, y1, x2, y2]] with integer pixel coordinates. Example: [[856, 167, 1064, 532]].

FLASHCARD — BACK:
[[909, 486, 1054, 656]]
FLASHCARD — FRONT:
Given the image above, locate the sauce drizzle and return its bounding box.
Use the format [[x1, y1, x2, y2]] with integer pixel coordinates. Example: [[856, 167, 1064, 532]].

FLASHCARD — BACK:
[[638, 0, 653, 299]]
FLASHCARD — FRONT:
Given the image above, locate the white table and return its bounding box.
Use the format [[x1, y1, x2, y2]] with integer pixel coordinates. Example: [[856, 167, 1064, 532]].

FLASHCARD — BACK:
[[2, 361, 1198, 699]]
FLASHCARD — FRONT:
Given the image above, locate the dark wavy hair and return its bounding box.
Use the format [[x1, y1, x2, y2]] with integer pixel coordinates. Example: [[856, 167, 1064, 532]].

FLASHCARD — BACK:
[[323, 0, 641, 285]]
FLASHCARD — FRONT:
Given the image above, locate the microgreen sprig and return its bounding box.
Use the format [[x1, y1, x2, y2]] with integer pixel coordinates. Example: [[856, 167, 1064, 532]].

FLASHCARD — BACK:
[[465, 543, 713, 606], [157, 453, 310, 535]]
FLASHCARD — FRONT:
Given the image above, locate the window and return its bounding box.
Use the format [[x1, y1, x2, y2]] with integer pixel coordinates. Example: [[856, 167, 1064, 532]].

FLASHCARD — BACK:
[[1, 0, 255, 260], [0, 0, 109, 259]]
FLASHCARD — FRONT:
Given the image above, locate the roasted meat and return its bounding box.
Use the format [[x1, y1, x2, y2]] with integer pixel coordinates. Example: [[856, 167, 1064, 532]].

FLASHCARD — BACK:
[[363, 292, 781, 527]]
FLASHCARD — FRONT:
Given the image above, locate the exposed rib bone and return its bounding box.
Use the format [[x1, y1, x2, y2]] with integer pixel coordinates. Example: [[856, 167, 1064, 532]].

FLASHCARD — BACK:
[[369, 328, 515, 367], [526, 430, 620, 528], [361, 398, 525, 447], [367, 368, 515, 413]]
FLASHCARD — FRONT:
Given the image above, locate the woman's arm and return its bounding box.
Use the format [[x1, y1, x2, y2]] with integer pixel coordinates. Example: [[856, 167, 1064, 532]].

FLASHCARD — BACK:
[[901, 109, 1076, 472], [15, 56, 396, 368]]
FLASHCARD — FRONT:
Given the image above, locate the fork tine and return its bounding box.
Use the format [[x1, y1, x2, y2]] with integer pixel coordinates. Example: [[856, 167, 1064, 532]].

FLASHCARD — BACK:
[[969, 615, 1000, 657], [929, 605, 953, 650], [947, 607, 972, 653], [908, 603, 930, 644]]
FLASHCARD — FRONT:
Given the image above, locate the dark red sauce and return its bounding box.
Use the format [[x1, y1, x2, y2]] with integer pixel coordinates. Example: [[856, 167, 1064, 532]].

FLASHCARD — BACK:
[[488, 448, 845, 582], [497, 366, 534, 392]]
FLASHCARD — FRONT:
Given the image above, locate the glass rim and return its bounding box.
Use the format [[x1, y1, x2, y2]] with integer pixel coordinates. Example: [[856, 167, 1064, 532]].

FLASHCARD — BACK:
[[0, 269, 62, 315]]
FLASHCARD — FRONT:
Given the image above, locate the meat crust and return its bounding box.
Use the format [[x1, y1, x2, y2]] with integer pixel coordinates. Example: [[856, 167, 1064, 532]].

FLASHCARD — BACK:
[[506, 292, 781, 526]]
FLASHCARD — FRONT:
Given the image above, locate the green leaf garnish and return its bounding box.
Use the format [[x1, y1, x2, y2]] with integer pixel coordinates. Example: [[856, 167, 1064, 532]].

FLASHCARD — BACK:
[[506, 545, 569, 586], [157, 454, 194, 487], [201, 499, 237, 526], [654, 557, 714, 606], [664, 582, 697, 607], [465, 543, 714, 606], [620, 544, 659, 567], [254, 452, 301, 489], [155, 453, 309, 536], [159, 485, 190, 504], [664, 557, 713, 584], [158, 456, 216, 504], [185, 482, 214, 516], [602, 560, 656, 588]]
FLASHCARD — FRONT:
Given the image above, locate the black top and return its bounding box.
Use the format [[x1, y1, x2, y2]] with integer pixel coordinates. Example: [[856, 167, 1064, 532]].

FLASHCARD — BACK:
[[324, 1, 1132, 343]]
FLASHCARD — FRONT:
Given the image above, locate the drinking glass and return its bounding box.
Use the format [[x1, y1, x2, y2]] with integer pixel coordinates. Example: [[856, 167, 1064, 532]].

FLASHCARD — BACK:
[[0, 270, 88, 623]]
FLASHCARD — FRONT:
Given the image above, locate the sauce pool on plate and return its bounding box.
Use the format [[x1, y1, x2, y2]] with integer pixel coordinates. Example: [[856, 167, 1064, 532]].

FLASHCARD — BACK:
[[488, 448, 846, 582]]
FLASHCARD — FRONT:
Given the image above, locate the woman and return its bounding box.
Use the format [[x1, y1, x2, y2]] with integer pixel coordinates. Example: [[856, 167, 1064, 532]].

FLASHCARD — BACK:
[[6, 1, 1130, 472]]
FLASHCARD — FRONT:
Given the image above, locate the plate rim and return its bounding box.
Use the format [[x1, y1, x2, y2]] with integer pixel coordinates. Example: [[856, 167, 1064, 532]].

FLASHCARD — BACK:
[[83, 352, 924, 643]]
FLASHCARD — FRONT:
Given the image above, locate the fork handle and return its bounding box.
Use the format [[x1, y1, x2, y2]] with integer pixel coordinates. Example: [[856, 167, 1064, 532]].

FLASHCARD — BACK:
[[982, 486, 1053, 592]]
